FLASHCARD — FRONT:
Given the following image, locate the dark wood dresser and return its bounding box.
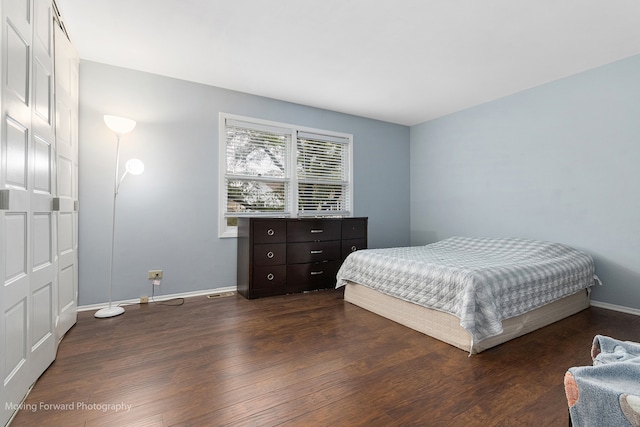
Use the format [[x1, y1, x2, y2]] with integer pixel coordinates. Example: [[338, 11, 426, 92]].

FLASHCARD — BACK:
[[237, 217, 368, 299]]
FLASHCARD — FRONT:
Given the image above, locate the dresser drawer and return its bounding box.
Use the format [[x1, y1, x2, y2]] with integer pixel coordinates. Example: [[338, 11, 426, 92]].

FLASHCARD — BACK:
[[341, 238, 367, 259], [287, 220, 341, 242], [341, 218, 367, 240], [252, 265, 286, 289], [287, 241, 340, 264], [253, 243, 286, 266], [286, 260, 341, 292], [253, 220, 287, 244]]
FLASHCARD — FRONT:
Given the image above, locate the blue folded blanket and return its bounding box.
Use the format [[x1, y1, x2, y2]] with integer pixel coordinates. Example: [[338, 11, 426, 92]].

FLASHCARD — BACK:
[[565, 335, 640, 426]]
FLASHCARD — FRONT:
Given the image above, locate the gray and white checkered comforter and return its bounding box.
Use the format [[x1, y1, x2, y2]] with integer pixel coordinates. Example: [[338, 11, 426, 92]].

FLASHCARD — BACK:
[[335, 237, 596, 343]]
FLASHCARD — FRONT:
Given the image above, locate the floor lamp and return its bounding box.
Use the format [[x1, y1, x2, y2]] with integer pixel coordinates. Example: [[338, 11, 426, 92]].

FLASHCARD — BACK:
[[95, 115, 144, 319]]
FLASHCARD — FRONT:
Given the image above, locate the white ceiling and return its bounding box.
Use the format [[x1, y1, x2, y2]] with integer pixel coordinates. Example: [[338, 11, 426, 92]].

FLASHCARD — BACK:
[[55, 0, 640, 126]]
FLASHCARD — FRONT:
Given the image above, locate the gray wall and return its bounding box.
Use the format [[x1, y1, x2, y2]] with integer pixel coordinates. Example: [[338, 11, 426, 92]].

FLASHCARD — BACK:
[[78, 60, 410, 305], [410, 54, 640, 310]]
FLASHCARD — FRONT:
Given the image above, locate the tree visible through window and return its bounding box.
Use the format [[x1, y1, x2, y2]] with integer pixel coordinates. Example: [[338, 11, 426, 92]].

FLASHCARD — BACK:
[[219, 114, 352, 237], [225, 124, 289, 215]]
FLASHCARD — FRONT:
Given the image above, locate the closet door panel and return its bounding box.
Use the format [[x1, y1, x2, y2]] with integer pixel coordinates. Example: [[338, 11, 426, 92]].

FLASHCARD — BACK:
[[4, 213, 27, 286], [3, 297, 28, 387], [5, 117, 29, 187], [5, 22, 29, 105], [1, 211, 31, 423], [33, 135, 52, 192], [33, 59, 52, 124]]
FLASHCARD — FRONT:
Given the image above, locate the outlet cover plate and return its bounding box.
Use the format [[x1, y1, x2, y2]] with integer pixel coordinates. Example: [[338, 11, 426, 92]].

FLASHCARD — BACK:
[[148, 270, 163, 280]]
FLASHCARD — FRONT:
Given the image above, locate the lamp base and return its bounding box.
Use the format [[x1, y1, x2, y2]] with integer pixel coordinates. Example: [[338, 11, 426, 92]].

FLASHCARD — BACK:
[[94, 306, 125, 318]]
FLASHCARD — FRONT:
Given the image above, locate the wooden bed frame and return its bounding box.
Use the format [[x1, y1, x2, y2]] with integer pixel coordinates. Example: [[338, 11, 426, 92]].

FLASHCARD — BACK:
[[343, 282, 590, 353]]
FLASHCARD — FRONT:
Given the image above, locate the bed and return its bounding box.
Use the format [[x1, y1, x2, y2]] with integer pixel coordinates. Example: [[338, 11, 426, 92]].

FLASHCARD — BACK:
[[335, 237, 598, 354]]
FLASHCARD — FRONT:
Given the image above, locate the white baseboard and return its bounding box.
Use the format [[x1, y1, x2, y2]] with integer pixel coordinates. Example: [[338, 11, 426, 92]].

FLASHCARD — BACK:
[[80, 292, 640, 317], [590, 299, 640, 316], [78, 286, 237, 312]]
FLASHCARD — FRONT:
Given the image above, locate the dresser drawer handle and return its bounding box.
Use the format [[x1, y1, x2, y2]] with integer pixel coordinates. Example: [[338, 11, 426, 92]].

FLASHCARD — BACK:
[[266, 251, 274, 259], [267, 273, 275, 281], [310, 229, 324, 234], [310, 250, 323, 254], [267, 228, 275, 236], [310, 271, 324, 276], [351, 246, 357, 252]]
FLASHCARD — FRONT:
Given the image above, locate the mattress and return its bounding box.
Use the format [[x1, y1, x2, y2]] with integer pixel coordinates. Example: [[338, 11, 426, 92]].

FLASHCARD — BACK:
[[336, 237, 597, 348], [344, 282, 590, 353]]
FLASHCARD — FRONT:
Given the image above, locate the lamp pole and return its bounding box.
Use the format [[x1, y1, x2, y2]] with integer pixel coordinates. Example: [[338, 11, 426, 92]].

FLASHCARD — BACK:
[[95, 115, 139, 318]]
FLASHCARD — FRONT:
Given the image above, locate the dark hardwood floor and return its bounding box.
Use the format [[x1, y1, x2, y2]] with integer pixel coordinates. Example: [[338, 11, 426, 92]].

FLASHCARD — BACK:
[[9, 289, 640, 427]]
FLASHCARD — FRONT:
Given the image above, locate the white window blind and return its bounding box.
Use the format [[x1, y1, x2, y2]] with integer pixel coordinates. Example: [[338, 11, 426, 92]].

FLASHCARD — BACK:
[[219, 114, 353, 237], [296, 132, 350, 216]]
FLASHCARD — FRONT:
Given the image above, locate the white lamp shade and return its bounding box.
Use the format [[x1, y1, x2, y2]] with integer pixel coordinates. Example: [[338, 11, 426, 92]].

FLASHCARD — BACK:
[[104, 115, 136, 136], [125, 158, 145, 175]]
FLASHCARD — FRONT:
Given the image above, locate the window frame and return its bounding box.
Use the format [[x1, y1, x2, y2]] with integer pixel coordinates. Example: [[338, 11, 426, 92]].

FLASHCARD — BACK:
[[218, 113, 353, 238]]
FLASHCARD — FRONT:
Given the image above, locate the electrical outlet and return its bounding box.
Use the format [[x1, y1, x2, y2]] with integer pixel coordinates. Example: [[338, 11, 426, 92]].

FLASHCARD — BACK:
[[140, 296, 149, 304], [148, 270, 163, 280]]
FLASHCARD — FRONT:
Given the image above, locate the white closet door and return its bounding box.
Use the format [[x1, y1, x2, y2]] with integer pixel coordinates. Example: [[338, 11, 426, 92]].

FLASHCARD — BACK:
[[29, 0, 57, 380], [1, 1, 37, 421], [1, 0, 57, 424], [53, 21, 78, 340]]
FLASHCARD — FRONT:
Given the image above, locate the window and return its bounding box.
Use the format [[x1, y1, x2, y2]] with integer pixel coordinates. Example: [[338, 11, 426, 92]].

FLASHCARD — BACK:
[[219, 113, 352, 237]]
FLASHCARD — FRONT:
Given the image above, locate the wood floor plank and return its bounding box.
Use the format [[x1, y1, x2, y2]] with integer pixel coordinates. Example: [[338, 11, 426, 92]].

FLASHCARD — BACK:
[[9, 289, 640, 426]]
